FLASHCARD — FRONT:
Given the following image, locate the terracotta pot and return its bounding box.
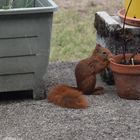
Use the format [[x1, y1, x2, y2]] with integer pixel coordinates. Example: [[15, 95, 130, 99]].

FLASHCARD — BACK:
[[110, 53, 140, 100], [118, 9, 140, 27]]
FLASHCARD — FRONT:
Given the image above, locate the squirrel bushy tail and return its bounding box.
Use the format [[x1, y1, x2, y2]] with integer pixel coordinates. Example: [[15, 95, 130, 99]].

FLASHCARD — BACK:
[[47, 84, 88, 109], [47, 44, 113, 109]]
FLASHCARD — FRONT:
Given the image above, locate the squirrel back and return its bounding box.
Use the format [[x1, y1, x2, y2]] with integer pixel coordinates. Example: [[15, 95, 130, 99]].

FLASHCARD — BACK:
[[47, 85, 88, 109], [75, 44, 113, 94]]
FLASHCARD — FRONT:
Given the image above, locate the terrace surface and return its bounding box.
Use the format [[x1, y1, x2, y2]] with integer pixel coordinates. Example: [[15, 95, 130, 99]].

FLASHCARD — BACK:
[[0, 62, 140, 140]]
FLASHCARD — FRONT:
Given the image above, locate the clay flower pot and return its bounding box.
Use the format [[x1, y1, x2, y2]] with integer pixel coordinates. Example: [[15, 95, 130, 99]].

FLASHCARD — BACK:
[[110, 54, 140, 100], [118, 9, 140, 27]]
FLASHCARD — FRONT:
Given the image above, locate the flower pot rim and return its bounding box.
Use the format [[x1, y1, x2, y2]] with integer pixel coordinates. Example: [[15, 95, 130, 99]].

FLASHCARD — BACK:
[[110, 53, 140, 67], [118, 9, 140, 26], [110, 53, 140, 75]]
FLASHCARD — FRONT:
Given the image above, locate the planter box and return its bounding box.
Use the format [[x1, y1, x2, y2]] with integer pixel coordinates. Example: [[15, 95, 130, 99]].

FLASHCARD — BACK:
[[0, 0, 58, 99]]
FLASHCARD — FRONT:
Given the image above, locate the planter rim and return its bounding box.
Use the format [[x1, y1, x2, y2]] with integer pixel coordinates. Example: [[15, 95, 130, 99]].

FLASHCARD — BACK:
[[110, 53, 140, 75], [118, 9, 140, 27], [0, 0, 58, 15]]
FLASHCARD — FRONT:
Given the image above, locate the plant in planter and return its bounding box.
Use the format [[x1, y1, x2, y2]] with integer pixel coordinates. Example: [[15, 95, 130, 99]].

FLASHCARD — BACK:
[[110, 0, 140, 99], [0, 0, 34, 9], [0, 0, 58, 99]]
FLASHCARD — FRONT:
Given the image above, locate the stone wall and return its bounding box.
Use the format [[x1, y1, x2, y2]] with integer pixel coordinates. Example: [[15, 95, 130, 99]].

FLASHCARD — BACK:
[[94, 11, 140, 84], [94, 11, 140, 55]]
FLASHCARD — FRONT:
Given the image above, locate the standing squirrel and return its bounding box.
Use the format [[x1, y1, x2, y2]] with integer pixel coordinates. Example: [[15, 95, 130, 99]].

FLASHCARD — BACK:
[[47, 44, 113, 109]]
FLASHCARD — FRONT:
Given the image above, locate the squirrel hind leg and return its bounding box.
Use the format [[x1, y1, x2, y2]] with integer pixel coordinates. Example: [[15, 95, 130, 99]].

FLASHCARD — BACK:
[[77, 76, 96, 95]]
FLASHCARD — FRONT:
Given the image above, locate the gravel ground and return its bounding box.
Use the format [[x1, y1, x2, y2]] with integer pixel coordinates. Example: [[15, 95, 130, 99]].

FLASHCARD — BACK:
[[0, 62, 140, 140]]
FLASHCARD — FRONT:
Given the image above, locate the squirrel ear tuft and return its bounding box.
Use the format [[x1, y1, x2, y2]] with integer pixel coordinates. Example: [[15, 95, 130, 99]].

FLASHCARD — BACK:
[[96, 44, 102, 49], [95, 44, 102, 52], [96, 44, 102, 48]]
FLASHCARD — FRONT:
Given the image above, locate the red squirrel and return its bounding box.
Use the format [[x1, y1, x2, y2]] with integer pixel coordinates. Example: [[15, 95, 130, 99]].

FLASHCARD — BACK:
[[47, 44, 113, 109]]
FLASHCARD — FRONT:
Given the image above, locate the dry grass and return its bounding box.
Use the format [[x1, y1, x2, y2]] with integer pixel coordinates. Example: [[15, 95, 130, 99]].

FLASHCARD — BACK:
[[50, 0, 123, 61], [54, 0, 123, 14]]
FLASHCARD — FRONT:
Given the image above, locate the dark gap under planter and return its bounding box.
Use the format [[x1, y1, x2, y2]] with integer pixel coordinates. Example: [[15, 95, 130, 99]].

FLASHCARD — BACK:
[[0, 90, 33, 101], [110, 53, 140, 100]]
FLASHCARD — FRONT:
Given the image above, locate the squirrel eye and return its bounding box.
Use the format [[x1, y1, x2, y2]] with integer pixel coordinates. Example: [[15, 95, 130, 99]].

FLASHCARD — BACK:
[[102, 52, 107, 54]]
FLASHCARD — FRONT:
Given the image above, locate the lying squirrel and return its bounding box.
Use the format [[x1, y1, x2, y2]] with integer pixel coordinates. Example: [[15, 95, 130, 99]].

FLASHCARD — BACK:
[[48, 44, 113, 109]]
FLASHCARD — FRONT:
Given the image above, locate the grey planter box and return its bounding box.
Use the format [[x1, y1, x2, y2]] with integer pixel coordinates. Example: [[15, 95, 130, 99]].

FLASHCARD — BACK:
[[0, 0, 58, 99]]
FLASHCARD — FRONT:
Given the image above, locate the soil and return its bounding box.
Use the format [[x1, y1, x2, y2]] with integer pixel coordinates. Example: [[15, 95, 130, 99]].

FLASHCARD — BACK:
[[120, 60, 140, 65]]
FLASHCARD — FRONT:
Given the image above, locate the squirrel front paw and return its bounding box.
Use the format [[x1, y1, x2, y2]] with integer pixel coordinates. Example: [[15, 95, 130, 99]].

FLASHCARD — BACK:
[[93, 86, 104, 95]]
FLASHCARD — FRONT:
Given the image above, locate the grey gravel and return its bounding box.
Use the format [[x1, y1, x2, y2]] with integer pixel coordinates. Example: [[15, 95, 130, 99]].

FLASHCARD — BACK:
[[0, 62, 140, 140]]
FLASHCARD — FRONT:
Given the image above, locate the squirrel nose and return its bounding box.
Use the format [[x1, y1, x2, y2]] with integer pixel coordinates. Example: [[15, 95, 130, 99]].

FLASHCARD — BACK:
[[108, 54, 113, 59]]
